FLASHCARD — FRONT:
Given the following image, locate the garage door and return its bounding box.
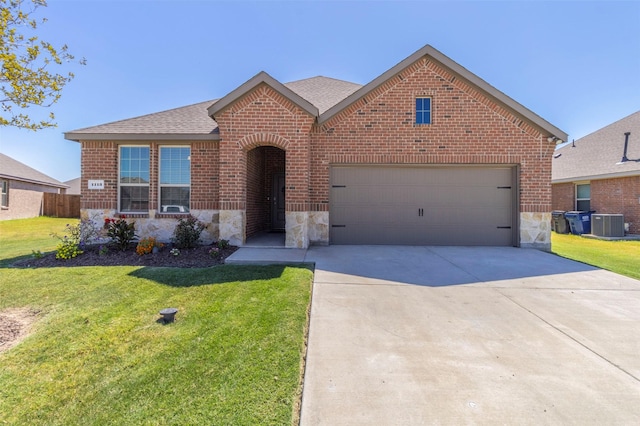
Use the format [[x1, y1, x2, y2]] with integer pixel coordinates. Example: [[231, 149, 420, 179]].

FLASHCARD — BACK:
[[330, 165, 516, 246]]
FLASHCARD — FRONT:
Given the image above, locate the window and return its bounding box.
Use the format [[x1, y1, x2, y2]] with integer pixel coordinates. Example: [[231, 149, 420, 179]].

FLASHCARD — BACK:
[[1, 180, 8, 207], [576, 183, 590, 211], [119, 146, 150, 212], [159, 146, 190, 213], [415, 97, 432, 124]]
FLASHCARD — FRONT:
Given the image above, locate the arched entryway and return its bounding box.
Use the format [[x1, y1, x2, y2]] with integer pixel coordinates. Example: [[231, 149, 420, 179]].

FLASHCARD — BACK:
[[245, 146, 286, 246]]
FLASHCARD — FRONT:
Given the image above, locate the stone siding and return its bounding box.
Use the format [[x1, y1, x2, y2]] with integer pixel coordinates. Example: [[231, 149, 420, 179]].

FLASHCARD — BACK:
[[82, 208, 218, 244]]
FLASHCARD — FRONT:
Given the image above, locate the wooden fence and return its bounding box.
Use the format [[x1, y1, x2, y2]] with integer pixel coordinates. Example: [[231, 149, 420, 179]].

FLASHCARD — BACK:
[[42, 193, 81, 218]]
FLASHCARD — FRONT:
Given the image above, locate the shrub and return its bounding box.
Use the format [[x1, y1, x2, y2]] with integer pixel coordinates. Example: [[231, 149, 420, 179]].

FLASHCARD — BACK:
[[136, 237, 157, 256], [79, 215, 104, 245], [208, 246, 221, 258], [105, 216, 136, 251], [172, 215, 206, 249], [217, 239, 230, 249], [51, 222, 85, 260], [56, 238, 83, 260]]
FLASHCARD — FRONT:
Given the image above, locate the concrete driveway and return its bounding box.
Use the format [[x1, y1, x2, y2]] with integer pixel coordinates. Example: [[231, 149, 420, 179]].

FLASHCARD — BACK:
[[299, 246, 640, 425]]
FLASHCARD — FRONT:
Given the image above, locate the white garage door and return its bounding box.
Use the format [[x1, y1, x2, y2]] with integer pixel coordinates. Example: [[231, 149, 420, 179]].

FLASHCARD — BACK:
[[330, 165, 516, 246]]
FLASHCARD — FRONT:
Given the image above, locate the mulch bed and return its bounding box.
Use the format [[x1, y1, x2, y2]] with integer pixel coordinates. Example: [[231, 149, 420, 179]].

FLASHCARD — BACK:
[[14, 244, 238, 269]]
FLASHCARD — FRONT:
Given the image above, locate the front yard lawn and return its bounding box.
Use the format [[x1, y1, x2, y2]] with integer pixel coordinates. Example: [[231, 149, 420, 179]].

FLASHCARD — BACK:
[[552, 232, 640, 280], [0, 218, 313, 425], [0, 217, 74, 267]]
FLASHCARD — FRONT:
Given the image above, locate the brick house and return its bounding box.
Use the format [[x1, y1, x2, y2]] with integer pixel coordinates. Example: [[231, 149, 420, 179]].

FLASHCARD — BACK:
[[0, 153, 69, 220], [65, 45, 566, 250], [552, 110, 640, 234]]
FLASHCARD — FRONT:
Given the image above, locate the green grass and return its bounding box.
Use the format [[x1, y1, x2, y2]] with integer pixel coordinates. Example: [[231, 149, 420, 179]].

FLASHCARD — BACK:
[[552, 233, 640, 280], [0, 217, 76, 267], [0, 218, 313, 425]]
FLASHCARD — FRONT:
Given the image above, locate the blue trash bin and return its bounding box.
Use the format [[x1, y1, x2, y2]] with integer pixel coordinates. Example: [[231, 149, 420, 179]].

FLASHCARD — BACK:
[[565, 211, 594, 235]]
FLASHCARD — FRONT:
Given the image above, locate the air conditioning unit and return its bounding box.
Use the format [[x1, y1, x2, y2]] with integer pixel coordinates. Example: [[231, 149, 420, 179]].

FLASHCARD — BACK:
[[591, 214, 625, 237]]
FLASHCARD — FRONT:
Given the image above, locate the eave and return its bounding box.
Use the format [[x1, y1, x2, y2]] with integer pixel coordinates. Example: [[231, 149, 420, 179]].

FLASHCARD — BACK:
[[64, 132, 220, 142], [552, 169, 640, 184]]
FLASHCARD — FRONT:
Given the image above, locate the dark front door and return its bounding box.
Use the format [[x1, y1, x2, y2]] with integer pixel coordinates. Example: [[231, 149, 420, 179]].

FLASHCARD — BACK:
[[271, 173, 285, 230]]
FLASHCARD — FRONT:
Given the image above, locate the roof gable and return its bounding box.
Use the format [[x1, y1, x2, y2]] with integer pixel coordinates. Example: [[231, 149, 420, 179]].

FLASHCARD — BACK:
[[0, 153, 67, 188], [207, 71, 319, 119], [552, 110, 640, 183], [319, 45, 567, 141]]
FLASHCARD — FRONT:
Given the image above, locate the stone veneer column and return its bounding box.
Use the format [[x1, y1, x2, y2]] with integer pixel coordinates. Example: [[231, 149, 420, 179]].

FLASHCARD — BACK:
[[286, 211, 309, 248], [308, 211, 329, 245], [520, 212, 551, 251], [219, 210, 245, 247]]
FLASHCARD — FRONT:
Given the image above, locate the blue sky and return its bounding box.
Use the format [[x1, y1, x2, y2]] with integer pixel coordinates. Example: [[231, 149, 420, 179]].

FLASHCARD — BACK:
[[1, 0, 639, 182]]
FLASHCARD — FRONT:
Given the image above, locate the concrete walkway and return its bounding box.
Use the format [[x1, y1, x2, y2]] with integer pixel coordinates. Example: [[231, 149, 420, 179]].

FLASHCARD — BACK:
[[225, 247, 307, 265], [299, 246, 640, 425]]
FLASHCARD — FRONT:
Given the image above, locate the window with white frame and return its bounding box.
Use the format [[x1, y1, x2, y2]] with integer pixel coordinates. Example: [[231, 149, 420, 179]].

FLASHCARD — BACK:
[[576, 183, 591, 211], [159, 146, 190, 213], [1, 180, 8, 207], [119, 146, 150, 212]]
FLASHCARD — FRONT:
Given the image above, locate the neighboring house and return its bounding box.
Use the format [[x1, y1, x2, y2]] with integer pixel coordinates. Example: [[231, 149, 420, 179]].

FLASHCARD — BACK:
[[64, 45, 566, 250], [552, 111, 640, 234], [64, 177, 81, 195], [0, 153, 69, 220]]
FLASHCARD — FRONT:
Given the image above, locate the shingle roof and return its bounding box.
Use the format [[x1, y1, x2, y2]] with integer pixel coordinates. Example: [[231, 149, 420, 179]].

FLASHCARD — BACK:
[[284, 76, 362, 114], [552, 110, 640, 183], [66, 76, 361, 141], [0, 153, 68, 188], [65, 100, 220, 141], [66, 45, 566, 143]]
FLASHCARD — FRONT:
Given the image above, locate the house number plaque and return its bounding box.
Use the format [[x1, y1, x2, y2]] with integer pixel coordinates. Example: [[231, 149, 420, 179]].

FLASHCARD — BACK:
[[88, 180, 104, 190]]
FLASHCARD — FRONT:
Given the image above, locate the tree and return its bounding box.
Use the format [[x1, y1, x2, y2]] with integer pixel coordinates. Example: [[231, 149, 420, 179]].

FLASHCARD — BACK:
[[0, 0, 85, 130]]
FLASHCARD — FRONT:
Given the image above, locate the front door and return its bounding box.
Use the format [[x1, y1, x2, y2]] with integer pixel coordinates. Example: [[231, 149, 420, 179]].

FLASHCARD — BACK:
[[271, 173, 285, 230]]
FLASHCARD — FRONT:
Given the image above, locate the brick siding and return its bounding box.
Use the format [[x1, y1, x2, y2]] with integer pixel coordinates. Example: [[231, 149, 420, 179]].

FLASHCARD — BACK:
[[552, 177, 640, 234], [81, 140, 219, 212], [309, 58, 553, 213], [551, 182, 575, 212], [80, 57, 557, 242], [214, 84, 315, 212], [592, 177, 640, 233]]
